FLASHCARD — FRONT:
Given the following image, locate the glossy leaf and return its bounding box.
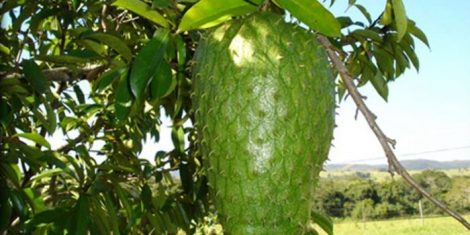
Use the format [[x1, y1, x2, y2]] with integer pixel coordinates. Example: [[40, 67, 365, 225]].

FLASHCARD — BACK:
[[178, 0, 257, 32], [14, 133, 51, 149], [276, 0, 341, 37], [150, 61, 174, 100], [171, 126, 185, 153], [0, 163, 22, 189], [115, 72, 132, 121], [113, 0, 169, 28], [0, 43, 10, 55], [130, 29, 170, 98], [370, 71, 389, 101], [81, 32, 133, 62], [94, 67, 127, 93], [21, 60, 49, 94], [392, 0, 407, 41]]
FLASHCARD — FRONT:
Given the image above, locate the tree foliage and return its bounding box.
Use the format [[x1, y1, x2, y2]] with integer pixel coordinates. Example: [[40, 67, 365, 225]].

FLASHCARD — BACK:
[[0, 0, 428, 233], [313, 171, 470, 220]]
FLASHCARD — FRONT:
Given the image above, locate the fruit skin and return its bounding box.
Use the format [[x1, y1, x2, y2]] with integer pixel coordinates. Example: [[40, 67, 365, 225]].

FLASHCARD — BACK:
[[192, 12, 335, 234]]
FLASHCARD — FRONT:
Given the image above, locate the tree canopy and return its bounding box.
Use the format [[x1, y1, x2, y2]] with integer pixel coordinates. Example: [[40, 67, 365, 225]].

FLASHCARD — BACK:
[[0, 0, 429, 234]]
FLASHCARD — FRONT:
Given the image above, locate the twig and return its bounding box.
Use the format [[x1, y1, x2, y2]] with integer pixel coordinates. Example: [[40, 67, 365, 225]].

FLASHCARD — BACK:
[[56, 118, 104, 153], [5, 64, 105, 82], [317, 34, 470, 230]]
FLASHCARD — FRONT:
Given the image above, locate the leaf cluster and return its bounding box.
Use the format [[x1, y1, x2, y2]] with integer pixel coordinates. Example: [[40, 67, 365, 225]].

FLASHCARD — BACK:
[[0, 0, 428, 233]]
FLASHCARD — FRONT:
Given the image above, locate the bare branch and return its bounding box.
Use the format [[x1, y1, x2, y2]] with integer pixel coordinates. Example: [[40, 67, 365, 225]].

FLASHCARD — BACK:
[[317, 34, 470, 230], [5, 64, 106, 82]]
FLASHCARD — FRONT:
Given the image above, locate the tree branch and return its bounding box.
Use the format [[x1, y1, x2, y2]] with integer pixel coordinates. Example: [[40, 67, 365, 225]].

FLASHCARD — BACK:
[[317, 34, 470, 230], [4, 64, 105, 82], [56, 118, 104, 153]]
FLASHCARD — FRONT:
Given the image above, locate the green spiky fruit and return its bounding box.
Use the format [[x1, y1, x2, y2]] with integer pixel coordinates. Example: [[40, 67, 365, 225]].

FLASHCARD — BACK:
[[192, 12, 335, 234]]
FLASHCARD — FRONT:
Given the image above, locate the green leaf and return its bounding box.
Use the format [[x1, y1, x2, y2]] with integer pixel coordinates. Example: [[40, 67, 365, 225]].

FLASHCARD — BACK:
[[141, 184, 153, 210], [0, 190, 12, 231], [69, 195, 89, 235], [89, 197, 111, 234], [94, 67, 127, 93], [354, 4, 372, 24], [311, 211, 333, 235], [77, 39, 107, 56], [400, 35, 419, 71], [392, 43, 409, 76], [370, 71, 389, 101], [30, 168, 63, 182], [408, 20, 430, 48], [113, 0, 170, 28], [130, 29, 170, 98], [380, 0, 393, 26], [43, 97, 57, 134], [351, 29, 383, 43], [373, 48, 394, 79], [114, 182, 136, 229], [0, 43, 10, 55], [175, 35, 187, 68], [115, 72, 132, 121], [171, 126, 185, 153], [153, 0, 171, 8], [21, 60, 49, 94], [177, 0, 257, 32], [36, 55, 93, 64], [72, 0, 80, 9], [392, 0, 407, 41], [150, 61, 174, 100], [81, 32, 133, 62], [26, 208, 68, 229], [275, 0, 341, 37], [0, 163, 22, 189], [14, 133, 51, 149], [73, 85, 86, 104]]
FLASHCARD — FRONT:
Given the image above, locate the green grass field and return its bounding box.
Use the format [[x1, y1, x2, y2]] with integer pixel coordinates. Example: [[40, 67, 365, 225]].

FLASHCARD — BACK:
[[323, 216, 470, 235]]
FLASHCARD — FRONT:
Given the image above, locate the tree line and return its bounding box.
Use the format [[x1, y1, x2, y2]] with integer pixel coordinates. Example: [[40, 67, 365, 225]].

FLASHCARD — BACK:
[[312, 170, 470, 220]]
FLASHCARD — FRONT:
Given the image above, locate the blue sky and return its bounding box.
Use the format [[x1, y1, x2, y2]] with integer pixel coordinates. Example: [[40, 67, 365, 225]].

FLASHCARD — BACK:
[[140, 0, 470, 165], [45, 1, 470, 165], [327, 0, 470, 163]]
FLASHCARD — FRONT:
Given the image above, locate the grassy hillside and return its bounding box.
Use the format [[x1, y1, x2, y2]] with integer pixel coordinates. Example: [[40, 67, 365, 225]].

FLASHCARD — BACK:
[[319, 215, 470, 235]]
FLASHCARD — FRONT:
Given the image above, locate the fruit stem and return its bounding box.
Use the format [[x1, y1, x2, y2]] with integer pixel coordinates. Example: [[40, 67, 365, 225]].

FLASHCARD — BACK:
[[259, 0, 271, 12]]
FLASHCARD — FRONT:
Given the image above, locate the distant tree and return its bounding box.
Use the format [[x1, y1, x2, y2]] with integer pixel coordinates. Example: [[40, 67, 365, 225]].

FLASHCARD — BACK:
[[445, 176, 470, 213], [313, 178, 348, 217], [351, 199, 375, 220], [413, 170, 452, 214], [345, 179, 380, 203]]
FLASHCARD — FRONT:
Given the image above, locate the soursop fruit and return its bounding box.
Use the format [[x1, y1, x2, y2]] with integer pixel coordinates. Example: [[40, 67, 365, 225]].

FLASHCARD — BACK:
[[192, 12, 335, 234]]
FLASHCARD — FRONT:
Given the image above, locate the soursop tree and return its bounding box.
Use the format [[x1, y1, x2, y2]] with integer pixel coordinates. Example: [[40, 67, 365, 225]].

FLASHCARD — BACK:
[[2, 0, 461, 234]]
